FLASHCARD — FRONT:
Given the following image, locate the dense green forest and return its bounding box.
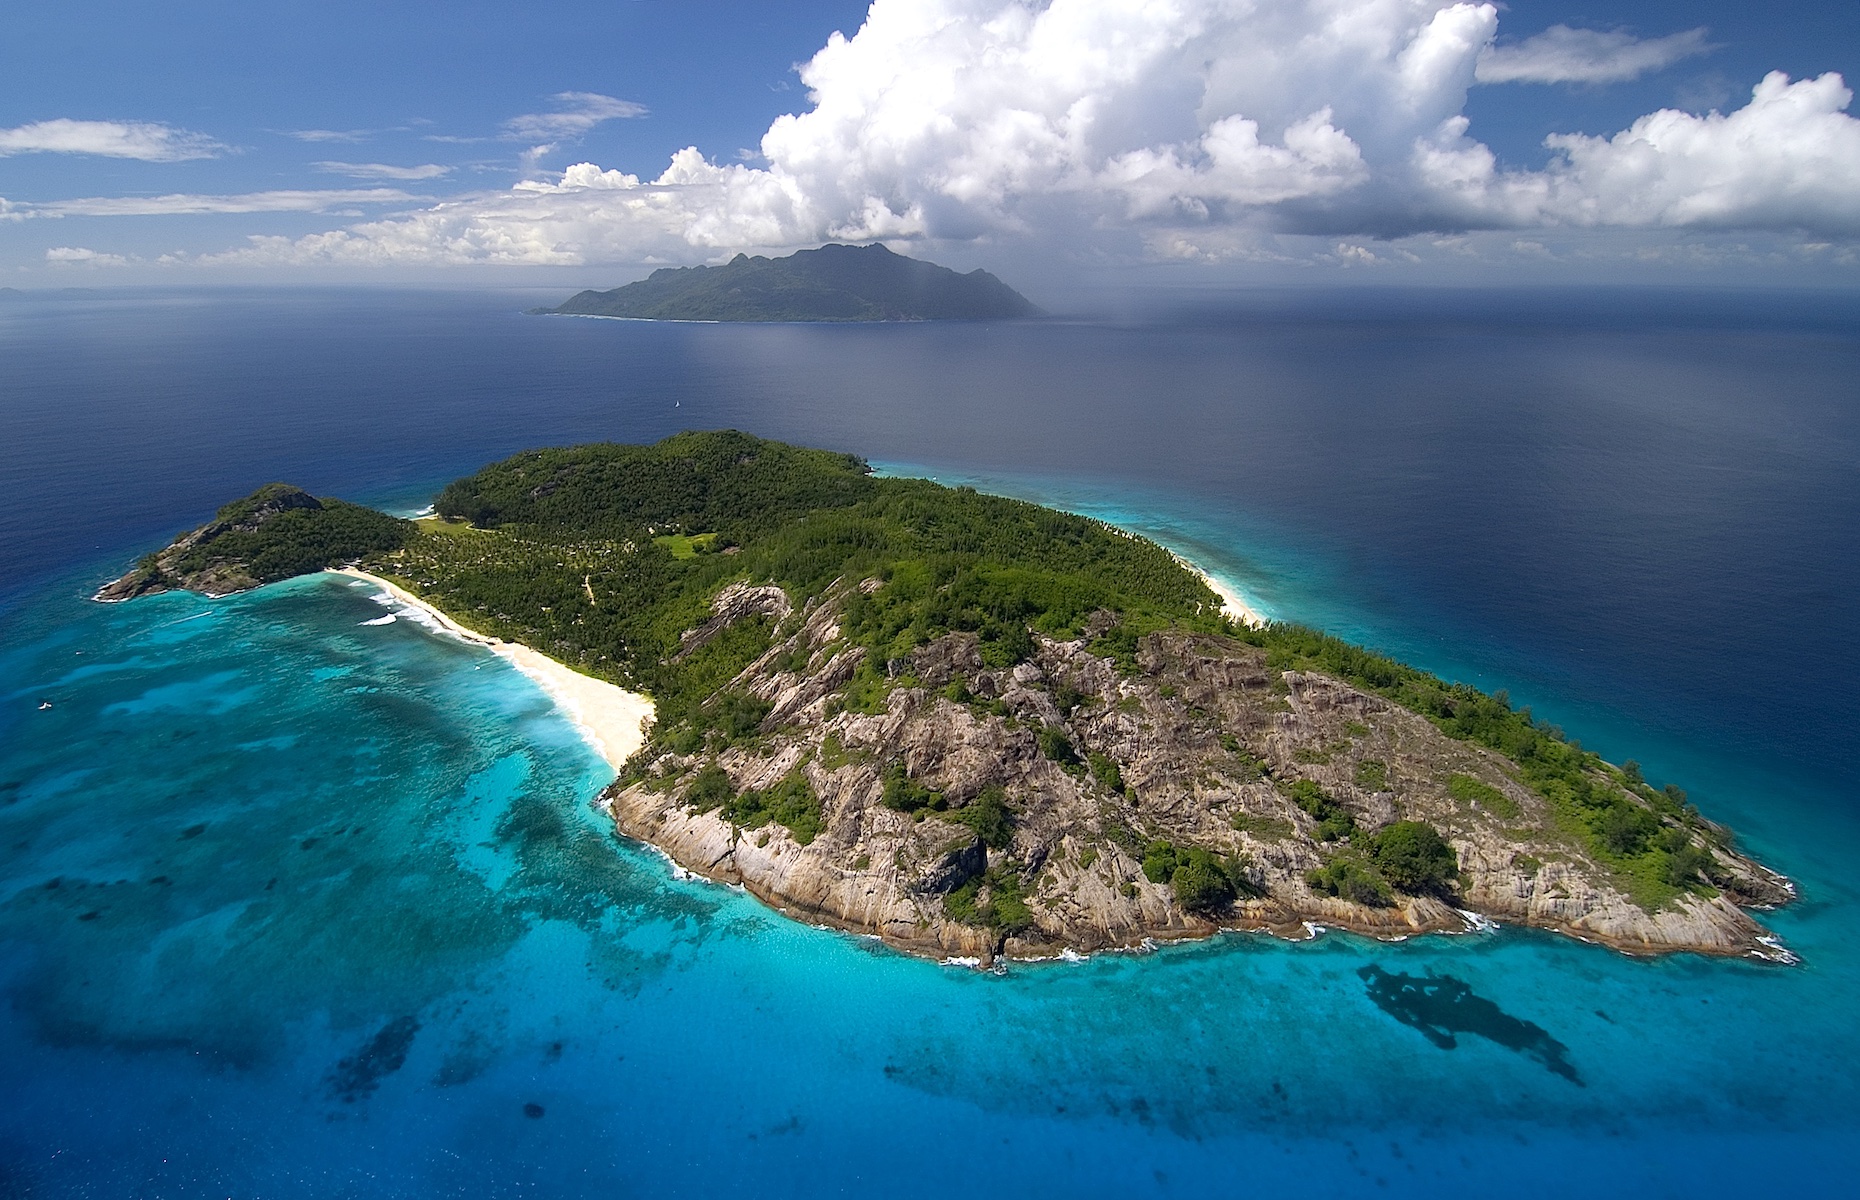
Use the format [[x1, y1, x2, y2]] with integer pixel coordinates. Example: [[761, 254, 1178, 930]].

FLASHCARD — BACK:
[[382, 431, 1723, 904], [109, 483, 411, 598], [408, 431, 1222, 733], [173, 488, 411, 584]]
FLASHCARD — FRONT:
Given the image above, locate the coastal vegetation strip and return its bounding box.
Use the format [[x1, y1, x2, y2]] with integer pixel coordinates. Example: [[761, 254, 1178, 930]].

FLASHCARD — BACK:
[[97, 430, 1793, 964]]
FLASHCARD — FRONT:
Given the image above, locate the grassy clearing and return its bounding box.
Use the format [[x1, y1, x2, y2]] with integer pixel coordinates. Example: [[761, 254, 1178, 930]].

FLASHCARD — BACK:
[[1449, 773, 1519, 820], [653, 531, 720, 560], [414, 515, 494, 539]]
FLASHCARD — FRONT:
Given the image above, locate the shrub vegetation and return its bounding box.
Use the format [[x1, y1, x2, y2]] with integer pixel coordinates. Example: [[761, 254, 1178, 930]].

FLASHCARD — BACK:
[[1307, 858, 1393, 907], [1368, 821, 1459, 895], [719, 770, 823, 845], [1141, 840, 1254, 912], [1287, 780, 1355, 841]]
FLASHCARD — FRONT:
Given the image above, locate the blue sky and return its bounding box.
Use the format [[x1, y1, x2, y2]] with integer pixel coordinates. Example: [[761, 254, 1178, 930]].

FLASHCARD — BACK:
[[4, 0, 1858, 286]]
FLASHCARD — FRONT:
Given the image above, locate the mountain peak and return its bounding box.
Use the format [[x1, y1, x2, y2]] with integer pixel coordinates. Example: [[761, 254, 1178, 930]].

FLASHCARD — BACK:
[[545, 244, 1040, 323]]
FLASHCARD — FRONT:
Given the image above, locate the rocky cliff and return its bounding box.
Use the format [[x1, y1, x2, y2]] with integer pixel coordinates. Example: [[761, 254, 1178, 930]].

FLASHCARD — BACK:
[[604, 580, 1795, 965]]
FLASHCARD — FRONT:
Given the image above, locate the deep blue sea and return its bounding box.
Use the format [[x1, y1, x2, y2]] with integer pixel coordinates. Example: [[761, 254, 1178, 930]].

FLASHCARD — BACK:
[[1, 287, 1856, 1196]]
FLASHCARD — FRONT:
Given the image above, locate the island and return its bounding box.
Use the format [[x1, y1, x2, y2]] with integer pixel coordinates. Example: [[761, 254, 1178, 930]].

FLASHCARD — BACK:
[[540, 243, 1041, 323], [99, 431, 1795, 965]]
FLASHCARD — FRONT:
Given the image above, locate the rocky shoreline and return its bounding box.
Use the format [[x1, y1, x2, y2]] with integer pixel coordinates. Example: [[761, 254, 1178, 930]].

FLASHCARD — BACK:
[[602, 580, 1796, 967], [98, 542, 1798, 969]]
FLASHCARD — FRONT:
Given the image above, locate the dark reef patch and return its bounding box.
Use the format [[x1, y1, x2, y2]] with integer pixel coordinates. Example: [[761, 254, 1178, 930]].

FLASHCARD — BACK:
[[328, 1015, 420, 1102], [1358, 964, 1582, 1085]]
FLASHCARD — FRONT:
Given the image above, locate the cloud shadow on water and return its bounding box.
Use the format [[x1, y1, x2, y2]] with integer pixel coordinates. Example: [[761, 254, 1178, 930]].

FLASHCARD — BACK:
[[1359, 963, 1583, 1085]]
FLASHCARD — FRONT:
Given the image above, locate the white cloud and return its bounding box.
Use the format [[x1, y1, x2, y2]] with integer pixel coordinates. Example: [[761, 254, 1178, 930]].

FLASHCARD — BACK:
[[7, 189, 419, 218], [1329, 242, 1382, 265], [82, 1, 1860, 269], [45, 246, 132, 266], [0, 118, 226, 161], [217, 1, 1495, 265], [199, 166, 715, 266], [1417, 72, 1860, 231], [314, 161, 453, 181], [502, 93, 647, 142], [286, 129, 373, 143], [1476, 25, 1714, 86]]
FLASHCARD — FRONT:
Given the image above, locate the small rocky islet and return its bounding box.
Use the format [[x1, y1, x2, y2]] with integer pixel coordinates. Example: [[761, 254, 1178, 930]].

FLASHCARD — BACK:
[[101, 431, 1795, 965]]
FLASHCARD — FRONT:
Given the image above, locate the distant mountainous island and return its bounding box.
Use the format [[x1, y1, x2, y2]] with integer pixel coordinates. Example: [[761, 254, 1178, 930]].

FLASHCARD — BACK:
[[100, 432, 1795, 966], [0, 287, 102, 300], [541, 243, 1041, 323]]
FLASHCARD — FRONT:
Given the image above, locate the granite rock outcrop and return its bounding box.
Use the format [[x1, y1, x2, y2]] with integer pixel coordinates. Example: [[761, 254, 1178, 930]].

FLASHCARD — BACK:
[[603, 580, 1794, 965]]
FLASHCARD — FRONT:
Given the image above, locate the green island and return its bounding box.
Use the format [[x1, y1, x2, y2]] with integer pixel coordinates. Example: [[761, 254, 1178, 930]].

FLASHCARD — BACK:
[[95, 483, 410, 601], [540, 243, 1040, 323], [100, 431, 1794, 964]]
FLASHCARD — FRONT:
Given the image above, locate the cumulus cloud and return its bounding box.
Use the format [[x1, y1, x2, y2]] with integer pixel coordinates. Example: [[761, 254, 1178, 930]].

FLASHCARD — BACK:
[[1476, 24, 1715, 86], [199, 164, 716, 266], [314, 161, 453, 180], [111, 0, 1860, 268], [45, 246, 132, 266], [502, 93, 647, 142], [1417, 72, 1860, 231], [0, 118, 226, 161], [7, 189, 418, 218]]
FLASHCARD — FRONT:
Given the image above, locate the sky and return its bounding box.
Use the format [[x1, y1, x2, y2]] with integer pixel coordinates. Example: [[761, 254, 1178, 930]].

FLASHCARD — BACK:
[[3, 0, 1859, 290]]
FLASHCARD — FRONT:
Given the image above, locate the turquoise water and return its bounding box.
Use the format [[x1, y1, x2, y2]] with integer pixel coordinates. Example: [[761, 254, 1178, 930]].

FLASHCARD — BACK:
[[2, 289, 1857, 1194], [1, 548, 1853, 1196]]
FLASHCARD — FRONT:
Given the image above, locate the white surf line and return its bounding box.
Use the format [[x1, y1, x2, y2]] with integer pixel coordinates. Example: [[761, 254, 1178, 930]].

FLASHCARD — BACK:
[[333, 568, 654, 771], [1167, 551, 1268, 629]]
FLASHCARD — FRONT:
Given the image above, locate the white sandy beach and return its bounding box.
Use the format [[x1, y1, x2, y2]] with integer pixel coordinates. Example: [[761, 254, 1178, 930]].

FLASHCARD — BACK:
[[332, 547, 1243, 769], [333, 568, 654, 771], [1170, 554, 1266, 628]]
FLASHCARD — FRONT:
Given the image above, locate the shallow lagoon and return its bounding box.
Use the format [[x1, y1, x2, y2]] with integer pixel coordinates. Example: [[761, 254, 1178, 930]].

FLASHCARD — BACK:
[[1, 289, 1856, 1194]]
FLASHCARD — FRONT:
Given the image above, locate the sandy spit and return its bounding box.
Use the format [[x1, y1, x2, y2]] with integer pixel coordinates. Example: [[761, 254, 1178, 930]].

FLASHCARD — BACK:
[[332, 568, 654, 771]]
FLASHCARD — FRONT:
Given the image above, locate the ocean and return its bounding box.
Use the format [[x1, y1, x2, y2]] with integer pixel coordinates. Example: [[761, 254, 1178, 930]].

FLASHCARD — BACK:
[[1, 287, 1855, 1196]]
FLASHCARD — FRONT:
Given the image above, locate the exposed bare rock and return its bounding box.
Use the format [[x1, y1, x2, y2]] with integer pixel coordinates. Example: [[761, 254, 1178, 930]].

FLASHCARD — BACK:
[[603, 593, 1794, 966], [677, 581, 794, 654]]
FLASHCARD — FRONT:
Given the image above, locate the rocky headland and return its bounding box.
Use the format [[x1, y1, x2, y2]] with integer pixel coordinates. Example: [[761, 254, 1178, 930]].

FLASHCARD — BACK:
[[604, 579, 1794, 965], [96, 483, 409, 601]]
